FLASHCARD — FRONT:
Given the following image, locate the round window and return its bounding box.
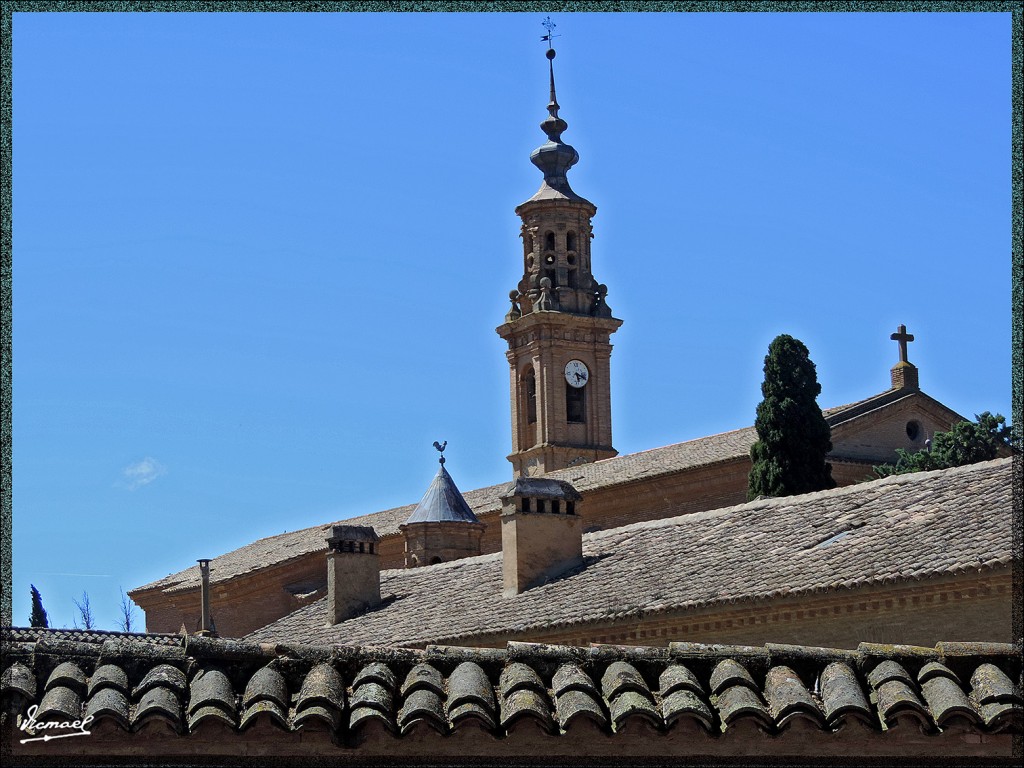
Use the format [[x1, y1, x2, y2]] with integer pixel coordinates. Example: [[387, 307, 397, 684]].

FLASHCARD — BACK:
[[906, 420, 921, 441], [545, 254, 555, 265]]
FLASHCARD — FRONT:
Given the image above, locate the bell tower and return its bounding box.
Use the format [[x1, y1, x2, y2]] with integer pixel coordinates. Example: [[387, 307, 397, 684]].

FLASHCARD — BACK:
[[497, 44, 622, 477]]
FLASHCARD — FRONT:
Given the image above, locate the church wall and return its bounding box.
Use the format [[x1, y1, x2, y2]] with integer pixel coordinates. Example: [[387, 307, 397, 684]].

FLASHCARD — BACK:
[[830, 396, 963, 463], [138, 554, 327, 637], [459, 569, 1012, 650]]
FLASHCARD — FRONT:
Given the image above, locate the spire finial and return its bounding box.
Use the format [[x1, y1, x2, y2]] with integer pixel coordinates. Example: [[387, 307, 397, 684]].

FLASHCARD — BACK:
[[432, 440, 447, 465], [540, 17, 561, 122], [529, 17, 579, 193]]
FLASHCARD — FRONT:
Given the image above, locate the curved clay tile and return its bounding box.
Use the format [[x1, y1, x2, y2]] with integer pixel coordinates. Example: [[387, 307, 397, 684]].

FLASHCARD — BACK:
[[866, 660, 915, 690], [661, 689, 714, 731], [400, 663, 445, 697], [86, 664, 129, 697], [240, 699, 290, 731], [448, 699, 497, 731], [709, 659, 757, 696], [1, 661, 37, 701], [35, 685, 82, 723], [498, 662, 545, 698], [658, 663, 703, 698], [601, 661, 650, 701], [763, 666, 824, 729], [447, 661, 496, 712], [819, 662, 872, 727], [242, 666, 288, 710], [499, 688, 554, 731], [555, 688, 606, 731], [969, 663, 1020, 705], [187, 704, 238, 731], [187, 668, 235, 718], [551, 663, 599, 697], [608, 689, 660, 731], [919, 676, 980, 728], [351, 662, 397, 692], [874, 680, 931, 730], [713, 685, 772, 731], [293, 703, 341, 731], [45, 661, 87, 695], [917, 661, 961, 686], [398, 687, 448, 735], [84, 687, 131, 730], [132, 685, 183, 733], [133, 664, 187, 699], [296, 663, 346, 717]]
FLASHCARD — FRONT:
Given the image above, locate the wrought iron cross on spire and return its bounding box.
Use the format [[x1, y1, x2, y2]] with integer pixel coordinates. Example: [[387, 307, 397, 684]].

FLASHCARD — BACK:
[[540, 16, 559, 48], [890, 324, 915, 363]]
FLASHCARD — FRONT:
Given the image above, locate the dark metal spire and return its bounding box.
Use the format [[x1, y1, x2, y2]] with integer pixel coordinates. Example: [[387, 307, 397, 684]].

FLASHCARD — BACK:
[[529, 19, 579, 196], [405, 444, 480, 525]]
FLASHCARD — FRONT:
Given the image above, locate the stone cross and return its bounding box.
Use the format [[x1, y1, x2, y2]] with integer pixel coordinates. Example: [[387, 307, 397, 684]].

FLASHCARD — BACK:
[[890, 324, 915, 363]]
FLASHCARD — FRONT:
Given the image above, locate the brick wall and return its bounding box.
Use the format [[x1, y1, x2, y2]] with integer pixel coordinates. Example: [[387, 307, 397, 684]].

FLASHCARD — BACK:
[[461, 569, 1013, 650]]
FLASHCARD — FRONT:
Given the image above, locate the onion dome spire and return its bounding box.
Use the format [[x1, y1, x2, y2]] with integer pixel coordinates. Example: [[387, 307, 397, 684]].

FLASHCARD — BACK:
[[529, 46, 581, 196]]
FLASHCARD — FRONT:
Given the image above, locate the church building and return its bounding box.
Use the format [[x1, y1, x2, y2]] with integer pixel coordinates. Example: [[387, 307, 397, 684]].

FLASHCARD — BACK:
[[6, 36, 1017, 764], [128, 45, 1010, 651]]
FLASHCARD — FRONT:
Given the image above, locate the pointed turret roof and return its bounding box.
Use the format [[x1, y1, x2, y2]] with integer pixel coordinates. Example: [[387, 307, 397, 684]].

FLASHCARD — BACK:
[[404, 458, 481, 525]]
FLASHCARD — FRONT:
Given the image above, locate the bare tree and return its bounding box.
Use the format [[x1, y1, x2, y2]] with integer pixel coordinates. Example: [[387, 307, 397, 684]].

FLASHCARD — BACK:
[[73, 591, 95, 630], [117, 588, 139, 633]]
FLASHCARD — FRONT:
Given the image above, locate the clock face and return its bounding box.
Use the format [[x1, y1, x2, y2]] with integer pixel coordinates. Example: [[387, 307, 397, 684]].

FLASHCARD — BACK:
[[564, 359, 589, 388]]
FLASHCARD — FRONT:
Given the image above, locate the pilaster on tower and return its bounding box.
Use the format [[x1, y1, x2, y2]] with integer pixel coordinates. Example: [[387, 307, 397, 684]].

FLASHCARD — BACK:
[[497, 44, 622, 478]]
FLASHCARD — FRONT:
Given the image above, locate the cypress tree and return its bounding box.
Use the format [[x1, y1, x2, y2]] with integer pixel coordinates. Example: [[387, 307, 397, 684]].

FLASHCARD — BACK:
[[748, 334, 836, 499], [30, 584, 49, 628]]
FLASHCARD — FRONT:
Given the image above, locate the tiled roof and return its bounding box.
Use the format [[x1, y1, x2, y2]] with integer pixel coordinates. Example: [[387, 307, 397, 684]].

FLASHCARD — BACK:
[[3, 630, 1019, 756], [132, 428, 759, 595], [130, 390, 945, 596], [2, 627, 182, 646], [248, 458, 1012, 648]]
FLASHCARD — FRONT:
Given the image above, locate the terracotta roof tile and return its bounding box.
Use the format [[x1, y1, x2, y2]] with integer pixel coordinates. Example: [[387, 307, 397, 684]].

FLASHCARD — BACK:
[[4, 631, 1020, 752]]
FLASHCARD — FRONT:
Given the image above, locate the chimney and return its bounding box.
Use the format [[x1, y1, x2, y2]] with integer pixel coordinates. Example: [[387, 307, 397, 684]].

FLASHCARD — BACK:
[[326, 525, 381, 624], [197, 559, 216, 637], [500, 478, 583, 597]]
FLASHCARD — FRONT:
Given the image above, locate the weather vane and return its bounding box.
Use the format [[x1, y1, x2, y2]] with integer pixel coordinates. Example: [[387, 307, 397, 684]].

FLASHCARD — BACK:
[[432, 440, 447, 465], [540, 16, 559, 49]]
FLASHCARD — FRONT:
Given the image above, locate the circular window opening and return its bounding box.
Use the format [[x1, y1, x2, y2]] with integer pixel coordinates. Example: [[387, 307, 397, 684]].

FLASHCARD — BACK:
[[545, 254, 555, 265], [567, 254, 576, 265], [906, 420, 921, 441]]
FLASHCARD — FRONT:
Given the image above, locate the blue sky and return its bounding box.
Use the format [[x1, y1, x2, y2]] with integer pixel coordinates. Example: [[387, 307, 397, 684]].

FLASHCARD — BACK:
[[10, 11, 1012, 631]]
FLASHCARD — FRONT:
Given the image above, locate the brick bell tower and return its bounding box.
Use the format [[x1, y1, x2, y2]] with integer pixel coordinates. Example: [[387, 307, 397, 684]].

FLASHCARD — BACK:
[[497, 45, 622, 478]]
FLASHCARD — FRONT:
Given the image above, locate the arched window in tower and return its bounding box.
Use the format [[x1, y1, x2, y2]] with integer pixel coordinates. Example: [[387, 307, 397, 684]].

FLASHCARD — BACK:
[[566, 381, 586, 423], [566, 231, 577, 251], [524, 368, 537, 424], [544, 231, 555, 251]]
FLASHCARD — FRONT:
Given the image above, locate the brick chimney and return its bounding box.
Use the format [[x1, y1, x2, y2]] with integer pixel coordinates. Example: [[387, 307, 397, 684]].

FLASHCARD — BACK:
[[500, 477, 583, 597], [325, 525, 381, 624]]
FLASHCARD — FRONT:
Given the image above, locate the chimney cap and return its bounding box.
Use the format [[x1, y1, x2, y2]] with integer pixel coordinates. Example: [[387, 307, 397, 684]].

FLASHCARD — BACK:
[[501, 477, 582, 503], [326, 525, 379, 547]]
